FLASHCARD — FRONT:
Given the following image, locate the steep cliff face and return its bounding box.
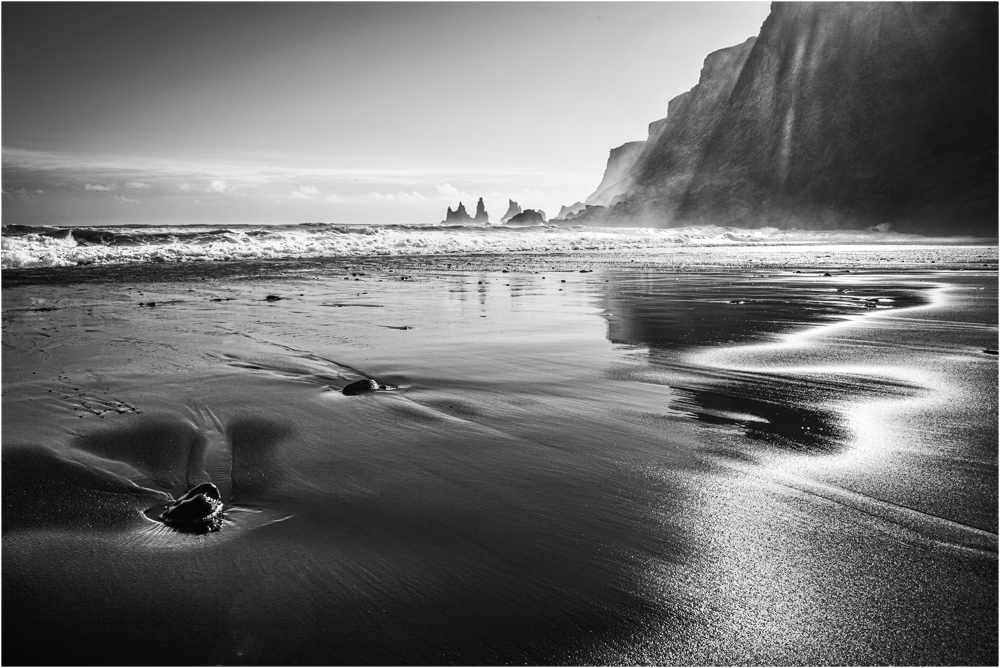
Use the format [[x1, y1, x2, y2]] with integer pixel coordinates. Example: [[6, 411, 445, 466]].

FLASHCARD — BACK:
[[588, 2, 998, 234], [604, 36, 758, 223], [555, 201, 585, 220]]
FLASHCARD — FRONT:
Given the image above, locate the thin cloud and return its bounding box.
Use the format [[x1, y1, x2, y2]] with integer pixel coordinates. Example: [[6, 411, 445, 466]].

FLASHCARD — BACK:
[[289, 185, 318, 199], [325, 194, 343, 203], [84, 183, 115, 191], [113, 195, 138, 204], [394, 191, 426, 203], [125, 181, 151, 189], [208, 179, 229, 193], [363, 191, 427, 203], [435, 183, 475, 203]]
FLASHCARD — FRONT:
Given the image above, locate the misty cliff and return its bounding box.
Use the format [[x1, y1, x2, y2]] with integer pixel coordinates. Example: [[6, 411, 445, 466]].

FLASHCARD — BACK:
[[581, 2, 998, 235], [585, 141, 647, 207]]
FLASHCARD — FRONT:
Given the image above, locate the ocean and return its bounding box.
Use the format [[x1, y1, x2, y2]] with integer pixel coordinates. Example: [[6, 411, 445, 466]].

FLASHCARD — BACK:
[[2, 221, 992, 269]]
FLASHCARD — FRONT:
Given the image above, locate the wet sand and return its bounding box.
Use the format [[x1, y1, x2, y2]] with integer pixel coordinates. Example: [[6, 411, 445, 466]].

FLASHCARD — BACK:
[[2, 249, 997, 665]]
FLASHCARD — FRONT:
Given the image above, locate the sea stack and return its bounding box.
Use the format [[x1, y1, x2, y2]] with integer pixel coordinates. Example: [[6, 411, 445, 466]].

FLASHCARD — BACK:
[[443, 202, 474, 224], [473, 197, 489, 224], [500, 199, 522, 224]]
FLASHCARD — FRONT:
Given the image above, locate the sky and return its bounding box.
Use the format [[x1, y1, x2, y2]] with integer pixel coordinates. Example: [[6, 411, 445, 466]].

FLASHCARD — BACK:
[[2, 2, 771, 226]]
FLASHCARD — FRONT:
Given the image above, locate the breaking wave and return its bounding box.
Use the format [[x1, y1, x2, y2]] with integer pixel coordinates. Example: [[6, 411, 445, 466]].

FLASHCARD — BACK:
[[0, 221, 976, 269]]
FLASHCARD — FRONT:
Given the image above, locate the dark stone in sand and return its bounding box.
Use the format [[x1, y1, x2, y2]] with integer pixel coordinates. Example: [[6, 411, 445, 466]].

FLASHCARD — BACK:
[[823, 272, 833, 277], [160, 482, 223, 528], [343, 379, 379, 396], [984, 349, 998, 355], [265, 295, 282, 301], [182, 482, 222, 502]]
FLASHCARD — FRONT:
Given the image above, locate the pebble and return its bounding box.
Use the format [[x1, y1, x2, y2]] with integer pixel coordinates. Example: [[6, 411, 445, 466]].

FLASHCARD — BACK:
[[343, 379, 379, 396]]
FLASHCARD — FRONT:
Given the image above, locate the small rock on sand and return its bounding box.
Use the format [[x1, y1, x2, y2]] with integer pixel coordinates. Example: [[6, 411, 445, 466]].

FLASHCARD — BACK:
[[343, 379, 379, 396], [160, 482, 223, 528]]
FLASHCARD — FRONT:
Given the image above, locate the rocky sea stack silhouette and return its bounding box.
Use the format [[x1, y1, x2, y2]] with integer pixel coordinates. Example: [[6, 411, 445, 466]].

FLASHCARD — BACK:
[[572, 2, 998, 235], [506, 209, 547, 225], [443, 197, 489, 224], [443, 202, 472, 224], [500, 199, 522, 224], [473, 197, 489, 224]]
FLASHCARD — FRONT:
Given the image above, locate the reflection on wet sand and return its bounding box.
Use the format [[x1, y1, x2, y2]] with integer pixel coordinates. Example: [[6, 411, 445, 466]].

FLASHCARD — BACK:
[[599, 270, 997, 664], [602, 272, 933, 455], [2, 266, 996, 665]]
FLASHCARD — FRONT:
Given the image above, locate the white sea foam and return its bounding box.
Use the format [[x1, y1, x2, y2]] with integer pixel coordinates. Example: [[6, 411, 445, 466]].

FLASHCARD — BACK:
[[0, 222, 988, 269]]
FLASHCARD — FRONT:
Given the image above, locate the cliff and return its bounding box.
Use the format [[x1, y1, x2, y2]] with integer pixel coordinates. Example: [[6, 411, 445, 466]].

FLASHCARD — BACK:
[[585, 141, 647, 207], [555, 201, 586, 220], [581, 2, 998, 235]]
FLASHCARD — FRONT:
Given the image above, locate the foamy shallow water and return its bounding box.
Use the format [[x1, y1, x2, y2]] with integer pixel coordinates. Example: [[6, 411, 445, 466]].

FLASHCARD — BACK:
[[2, 221, 990, 268]]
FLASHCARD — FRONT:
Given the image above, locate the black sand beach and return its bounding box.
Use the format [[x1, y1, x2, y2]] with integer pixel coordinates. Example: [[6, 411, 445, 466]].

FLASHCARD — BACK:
[[2, 247, 997, 665]]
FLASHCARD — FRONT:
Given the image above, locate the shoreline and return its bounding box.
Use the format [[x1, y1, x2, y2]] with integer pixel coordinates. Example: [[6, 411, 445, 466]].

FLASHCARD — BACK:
[[3, 242, 997, 288]]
